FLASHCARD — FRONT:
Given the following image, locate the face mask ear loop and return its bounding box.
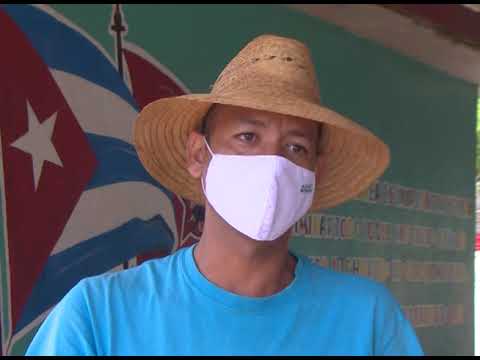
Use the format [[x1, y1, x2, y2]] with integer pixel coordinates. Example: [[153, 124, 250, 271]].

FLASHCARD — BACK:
[[203, 136, 215, 157], [201, 137, 215, 193]]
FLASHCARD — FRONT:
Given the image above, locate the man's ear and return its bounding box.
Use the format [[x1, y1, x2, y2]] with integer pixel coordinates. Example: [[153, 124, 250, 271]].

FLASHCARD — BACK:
[[186, 130, 210, 179]]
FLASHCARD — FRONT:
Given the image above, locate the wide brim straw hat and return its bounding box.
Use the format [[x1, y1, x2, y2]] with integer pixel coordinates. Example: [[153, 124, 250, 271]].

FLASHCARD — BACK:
[[133, 34, 390, 211]]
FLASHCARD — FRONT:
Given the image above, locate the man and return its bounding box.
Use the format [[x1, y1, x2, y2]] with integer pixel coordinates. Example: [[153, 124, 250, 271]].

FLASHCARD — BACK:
[[26, 34, 423, 355]]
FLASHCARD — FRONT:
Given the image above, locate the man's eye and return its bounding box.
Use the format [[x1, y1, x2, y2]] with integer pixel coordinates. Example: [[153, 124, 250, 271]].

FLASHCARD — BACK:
[[237, 133, 256, 142], [287, 143, 307, 154]]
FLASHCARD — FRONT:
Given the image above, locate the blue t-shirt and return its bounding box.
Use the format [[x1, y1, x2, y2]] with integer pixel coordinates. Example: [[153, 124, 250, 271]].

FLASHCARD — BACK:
[[26, 245, 423, 356]]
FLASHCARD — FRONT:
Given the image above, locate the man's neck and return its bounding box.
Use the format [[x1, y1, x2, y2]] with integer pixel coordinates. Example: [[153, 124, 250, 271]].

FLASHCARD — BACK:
[[193, 205, 297, 298]]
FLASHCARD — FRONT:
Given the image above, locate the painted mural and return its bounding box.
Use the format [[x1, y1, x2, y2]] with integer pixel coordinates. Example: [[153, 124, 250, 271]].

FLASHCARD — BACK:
[[0, 4, 203, 354], [0, 3, 476, 356]]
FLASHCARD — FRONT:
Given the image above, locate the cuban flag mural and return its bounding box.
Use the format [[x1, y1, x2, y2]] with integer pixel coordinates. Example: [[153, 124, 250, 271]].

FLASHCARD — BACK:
[[0, 4, 203, 355]]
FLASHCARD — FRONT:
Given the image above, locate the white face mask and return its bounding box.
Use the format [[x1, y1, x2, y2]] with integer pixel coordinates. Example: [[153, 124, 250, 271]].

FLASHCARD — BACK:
[[201, 138, 315, 241]]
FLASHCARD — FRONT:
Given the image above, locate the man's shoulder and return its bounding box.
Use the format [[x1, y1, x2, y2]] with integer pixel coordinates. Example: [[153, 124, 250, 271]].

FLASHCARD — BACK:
[[78, 247, 188, 298]]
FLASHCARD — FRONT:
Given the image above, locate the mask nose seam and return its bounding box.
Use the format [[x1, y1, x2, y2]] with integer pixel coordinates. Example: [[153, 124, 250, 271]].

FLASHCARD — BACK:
[[257, 156, 280, 239]]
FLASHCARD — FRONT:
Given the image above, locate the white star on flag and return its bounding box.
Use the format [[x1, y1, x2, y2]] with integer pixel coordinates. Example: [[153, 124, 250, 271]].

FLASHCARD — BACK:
[[11, 101, 63, 190]]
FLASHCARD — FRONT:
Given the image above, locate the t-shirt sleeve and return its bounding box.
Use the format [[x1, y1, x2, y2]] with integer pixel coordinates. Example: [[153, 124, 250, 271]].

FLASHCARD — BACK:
[[373, 285, 424, 356], [25, 279, 96, 356]]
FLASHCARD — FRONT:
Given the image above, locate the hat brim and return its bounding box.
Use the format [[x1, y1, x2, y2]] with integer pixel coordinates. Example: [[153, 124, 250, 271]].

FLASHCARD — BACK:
[[133, 93, 390, 211]]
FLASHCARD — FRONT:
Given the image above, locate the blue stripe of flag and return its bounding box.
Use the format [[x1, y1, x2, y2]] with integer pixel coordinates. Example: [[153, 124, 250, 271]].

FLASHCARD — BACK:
[[1, 4, 137, 109]]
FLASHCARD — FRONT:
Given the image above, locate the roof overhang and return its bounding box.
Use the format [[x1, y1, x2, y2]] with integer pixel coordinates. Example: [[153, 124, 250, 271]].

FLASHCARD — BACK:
[[288, 4, 480, 86]]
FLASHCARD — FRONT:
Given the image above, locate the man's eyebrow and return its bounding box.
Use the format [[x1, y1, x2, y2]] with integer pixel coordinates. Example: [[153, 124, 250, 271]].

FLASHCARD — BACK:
[[236, 118, 317, 142], [285, 129, 315, 142]]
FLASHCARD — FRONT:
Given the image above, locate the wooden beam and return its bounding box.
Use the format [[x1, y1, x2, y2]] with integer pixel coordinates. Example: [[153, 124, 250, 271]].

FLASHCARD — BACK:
[[382, 4, 480, 50]]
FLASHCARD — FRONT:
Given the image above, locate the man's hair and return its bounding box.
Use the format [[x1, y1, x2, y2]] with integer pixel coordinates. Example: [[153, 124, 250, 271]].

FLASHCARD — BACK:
[[199, 105, 217, 142], [199, 104, 324, 154]]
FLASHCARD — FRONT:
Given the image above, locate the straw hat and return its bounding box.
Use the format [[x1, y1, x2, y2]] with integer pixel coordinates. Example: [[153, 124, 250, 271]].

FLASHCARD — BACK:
[[133, 34, 390, 210]]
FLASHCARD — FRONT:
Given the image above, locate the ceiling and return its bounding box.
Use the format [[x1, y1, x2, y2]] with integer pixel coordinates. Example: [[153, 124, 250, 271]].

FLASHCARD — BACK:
[[463, 4, 480, 12], [288, 4, 480, 87]]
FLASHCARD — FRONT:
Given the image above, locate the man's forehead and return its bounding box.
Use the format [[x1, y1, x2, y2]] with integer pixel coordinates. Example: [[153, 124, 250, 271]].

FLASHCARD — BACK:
[[209, 104, 319, 132]]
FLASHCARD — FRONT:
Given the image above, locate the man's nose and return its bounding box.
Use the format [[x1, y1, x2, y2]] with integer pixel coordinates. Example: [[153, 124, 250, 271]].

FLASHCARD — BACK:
[[259, 137, 285, 157]]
